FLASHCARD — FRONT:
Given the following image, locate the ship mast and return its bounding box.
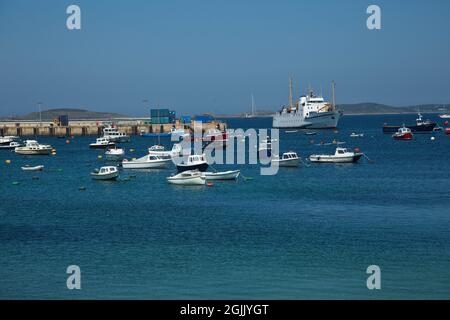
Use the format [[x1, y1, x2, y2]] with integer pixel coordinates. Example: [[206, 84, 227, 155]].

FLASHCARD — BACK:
[[331, 81, 336, 108], [251, 93, 255, 116], [289, 77, 294, 111]]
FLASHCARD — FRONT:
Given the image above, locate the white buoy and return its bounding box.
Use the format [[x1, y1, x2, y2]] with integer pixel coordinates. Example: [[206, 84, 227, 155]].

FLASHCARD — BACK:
[[431, 137, 435, 141]]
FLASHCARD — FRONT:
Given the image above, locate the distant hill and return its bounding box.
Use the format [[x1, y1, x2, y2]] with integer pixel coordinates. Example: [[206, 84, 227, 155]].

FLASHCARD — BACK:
[[223, 103, 449, 117], [337, 103, 449, 115], [3, 108, 129, 120]]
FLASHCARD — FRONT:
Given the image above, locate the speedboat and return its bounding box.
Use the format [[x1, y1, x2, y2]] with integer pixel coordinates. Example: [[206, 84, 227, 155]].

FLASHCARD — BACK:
[[102, 125, 130, 142], [176, 154, 208, 173], [89, 137, 116, 149], [309, 147, 363, 163], [21, 165, 44, 171], [0, 141, 21, 149], [439, 113, 450, 119], [202, 170, 240, 180], [392, 126, 413, 140], [91, 166, 119, 180], [105, 147, 125, 161], [271, 152, 300, 167], [122, 154, 171, 169], [148, 143, 182, 159], [15, 140, 52, 155], [350, 133, 364, 138], [167, 170, 206, 186]]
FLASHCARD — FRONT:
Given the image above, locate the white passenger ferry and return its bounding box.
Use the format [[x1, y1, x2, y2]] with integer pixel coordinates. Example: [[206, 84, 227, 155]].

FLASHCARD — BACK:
[[273, 79, 342, 129]]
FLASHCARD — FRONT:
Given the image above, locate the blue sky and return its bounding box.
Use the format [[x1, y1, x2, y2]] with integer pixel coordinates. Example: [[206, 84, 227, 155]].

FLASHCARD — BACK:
[[1, 0, 450, 116]]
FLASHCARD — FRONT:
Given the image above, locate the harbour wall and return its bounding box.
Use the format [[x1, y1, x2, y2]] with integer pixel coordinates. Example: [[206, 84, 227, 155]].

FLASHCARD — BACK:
[[0, 119, 227, 137]]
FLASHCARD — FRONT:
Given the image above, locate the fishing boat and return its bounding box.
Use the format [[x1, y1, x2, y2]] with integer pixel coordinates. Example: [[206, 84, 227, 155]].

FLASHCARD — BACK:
[[0, 141, 21, 150], [89, 137, 116, 149], [102, 125, 130, 142], [167, 170, 206, 186], [350, 133, 364, 138], [176, 154, 208, 173], [392, 126, 413, 140], [273, 79, 341, 129], [21, 165, 44, 171], [15, 140, 52, 155], [202, 170, 240, 180], [271, 152, 300, 167], [105, 147, 125, 161], [148, 143, 182, 159], [309, 147, 363, 163], [91, 166, 119, 180], [382, 113, 436, 133], [122, 154, 171, 169]]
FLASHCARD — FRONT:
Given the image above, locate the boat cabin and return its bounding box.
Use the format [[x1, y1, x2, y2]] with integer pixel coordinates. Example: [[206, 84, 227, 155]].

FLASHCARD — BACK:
[[187, 154, 206, 164], [281, 152, 298, 160], [98, 166, 117, 174], [397, 127, 412, 134]]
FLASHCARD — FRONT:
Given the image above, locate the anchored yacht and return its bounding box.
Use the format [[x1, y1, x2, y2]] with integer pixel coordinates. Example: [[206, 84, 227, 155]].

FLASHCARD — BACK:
[[273, 79, 342, 129]]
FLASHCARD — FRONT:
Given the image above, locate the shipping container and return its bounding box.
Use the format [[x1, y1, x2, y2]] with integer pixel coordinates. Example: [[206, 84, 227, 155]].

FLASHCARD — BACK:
[[180, 116, 191, 124], [150, 109, 170, 117], [194, 115, 214, 123], [58, 115, 69, 126], [151, 117, 170, 124]]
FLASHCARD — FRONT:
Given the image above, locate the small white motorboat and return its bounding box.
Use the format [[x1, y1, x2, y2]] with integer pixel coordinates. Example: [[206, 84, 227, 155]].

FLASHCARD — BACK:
[[105, 147, 125, 161], [15, 140, 53, 155], [350, 133, 364, 138], [89, 137, 116, 149], [0, 141, 21, 149], [122, 154, 171, 169], [271, 152, 300, 167], [202, 170, 240, 180], [309, 147, 363, 163], [167, 170, 206, 186], [91, 166, 119, 180], [148, 143, 182, 159], [21, 165, 44, 171], [176, 154, 209, 173]]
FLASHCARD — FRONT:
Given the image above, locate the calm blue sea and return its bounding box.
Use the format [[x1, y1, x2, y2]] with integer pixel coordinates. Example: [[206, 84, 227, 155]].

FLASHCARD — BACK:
[[0, 114, 449, 299]]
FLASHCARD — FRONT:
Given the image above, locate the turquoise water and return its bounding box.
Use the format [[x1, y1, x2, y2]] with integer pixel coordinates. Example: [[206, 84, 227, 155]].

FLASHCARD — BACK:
[[0, 114, 449, 299]]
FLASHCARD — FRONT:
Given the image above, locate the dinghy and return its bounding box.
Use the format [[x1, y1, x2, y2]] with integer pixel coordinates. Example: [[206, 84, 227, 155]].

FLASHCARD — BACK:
[[202, 170, 240, 180], [105, 147, 125, 161], [21, 165, 44, 171]]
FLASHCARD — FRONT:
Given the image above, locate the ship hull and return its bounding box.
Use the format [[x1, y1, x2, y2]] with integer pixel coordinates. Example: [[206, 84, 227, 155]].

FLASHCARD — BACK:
[[273, 111, 341, 129]]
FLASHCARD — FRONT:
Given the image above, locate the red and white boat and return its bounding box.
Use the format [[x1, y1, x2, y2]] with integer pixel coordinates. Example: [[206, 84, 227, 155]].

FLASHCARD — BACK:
[[392, 126, 413, 140], [445, 128, 450, 135]]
